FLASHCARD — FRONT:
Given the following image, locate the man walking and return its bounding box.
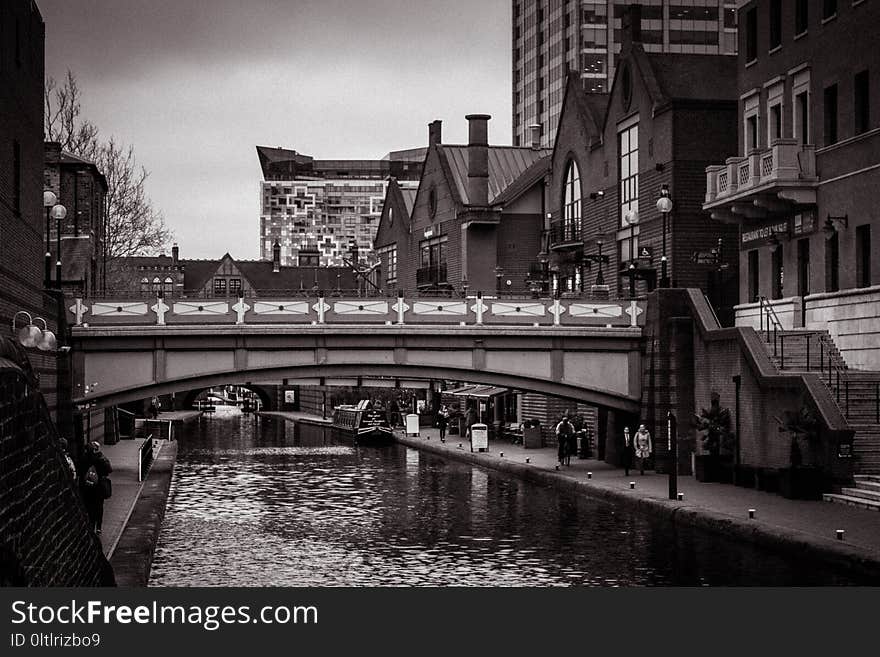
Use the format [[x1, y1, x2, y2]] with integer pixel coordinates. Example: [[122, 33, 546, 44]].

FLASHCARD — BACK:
[[555, 415, 574, 466]]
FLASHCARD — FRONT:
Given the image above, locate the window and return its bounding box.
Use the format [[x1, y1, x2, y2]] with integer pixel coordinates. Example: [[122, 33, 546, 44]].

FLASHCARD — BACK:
[[769, 0, 782, 49], [746, 115, 759, 150], [824, 84, 838, 145], [13, 140, 21, 214], [797, 238, 810, 297], [771, 245, 784, 299], [213, 278, 227, 296], [152, 277, 161, 292], [856, 224, 871, 288], [562, 160, 582, 241], [744, 92, 760, 152], [162, 277, 174, 296], [795, 0, 808, 34], [378, 244, 397, 284], [618, 121, 638, 228], [825, 232, 839, 292], [745, 7, 758, 62], [767, 82, 784, 144], [823, 0, 837, 20], [229, 278, 242, 296], [748, 250, 760, 302], [140, 277, 150, 294], [855, 70, 870, 135], [792, 69, 811, 144]]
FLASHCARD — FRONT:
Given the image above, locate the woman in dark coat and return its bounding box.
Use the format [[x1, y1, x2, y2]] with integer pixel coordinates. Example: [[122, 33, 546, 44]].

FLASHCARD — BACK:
[[79, 442, 113, 535], [436, 406, 450, 441]]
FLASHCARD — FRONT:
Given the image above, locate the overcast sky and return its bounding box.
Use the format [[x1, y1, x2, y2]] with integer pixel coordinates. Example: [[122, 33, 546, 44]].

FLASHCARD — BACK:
[[38, 0, 512, 259]]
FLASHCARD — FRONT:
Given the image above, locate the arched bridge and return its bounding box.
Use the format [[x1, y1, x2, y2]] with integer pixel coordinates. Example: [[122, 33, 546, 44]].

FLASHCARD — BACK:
[[68, 294, 645, 412]]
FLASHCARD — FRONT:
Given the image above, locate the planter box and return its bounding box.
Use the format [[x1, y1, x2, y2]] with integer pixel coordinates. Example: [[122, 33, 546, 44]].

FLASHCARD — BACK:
[[523, 426, 543, 449], [778, 466, 824, 500], [734, 465, 756, 488], [756, 468, 779, 493]]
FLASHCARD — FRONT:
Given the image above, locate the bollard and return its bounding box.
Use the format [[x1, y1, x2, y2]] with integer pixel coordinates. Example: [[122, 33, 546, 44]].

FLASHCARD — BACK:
[[748, 509, 755, 519], [676, 492, 684, 501], [525, 458, 530, 464], [629, 481, 635, 489], [836, 530, 845, 541], [555, 465, 559, 471], [587, 472, 592, 479], [499, 452, 504, 458], [458, 443, 462, 448]]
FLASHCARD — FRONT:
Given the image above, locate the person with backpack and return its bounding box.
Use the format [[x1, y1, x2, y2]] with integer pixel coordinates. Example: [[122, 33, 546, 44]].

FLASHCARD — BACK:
[[436, 405, 450, 442], [79, 441, 113, 535], [555, 415, 574, 466]]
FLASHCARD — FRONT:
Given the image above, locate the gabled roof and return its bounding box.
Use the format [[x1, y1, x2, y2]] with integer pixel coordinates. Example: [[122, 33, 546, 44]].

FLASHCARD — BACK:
[[180, 258, 223, 291], [438, 145, 552, 206], [490, 154, 551, 207], [400, 188, 417, 215], [552, 71, 608, 155], [59, 150, 108, 190]]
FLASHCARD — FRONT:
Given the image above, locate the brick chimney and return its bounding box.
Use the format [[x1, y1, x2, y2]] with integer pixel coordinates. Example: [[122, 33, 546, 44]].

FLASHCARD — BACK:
[[172, 243, 179, 266], [428, 120, 442, 146], [465, 114, 491, 206], [621, 4, 642, 50], [528, 124, 542, 149], [272, 240, 281, 273]]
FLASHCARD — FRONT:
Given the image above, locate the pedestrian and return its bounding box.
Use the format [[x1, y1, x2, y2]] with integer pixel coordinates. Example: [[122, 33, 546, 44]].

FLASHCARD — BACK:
[[58, 437, 77, 482], [555, 415, 574, 466], [437, 405, 449, 442], [634, 424, 653, 475], [464, 404, 478, 439], [622, 426, 634, 476], [148, 396, 160, 419], [79, 441, 113, 535], [388, 397, 400, 428]]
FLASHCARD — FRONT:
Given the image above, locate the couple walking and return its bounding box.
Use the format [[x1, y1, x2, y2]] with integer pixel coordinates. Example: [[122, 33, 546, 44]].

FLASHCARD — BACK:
[[623, 424, 653, 476]]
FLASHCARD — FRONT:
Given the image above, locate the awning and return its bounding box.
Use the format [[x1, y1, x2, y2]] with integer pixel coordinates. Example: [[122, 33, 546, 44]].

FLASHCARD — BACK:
[[449, 385, 508, 399]]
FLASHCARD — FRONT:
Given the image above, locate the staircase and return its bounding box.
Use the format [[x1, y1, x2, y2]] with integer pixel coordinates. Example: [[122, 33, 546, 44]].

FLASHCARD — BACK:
[[823, 475, 880, 511], [756, 297, 880, 475]]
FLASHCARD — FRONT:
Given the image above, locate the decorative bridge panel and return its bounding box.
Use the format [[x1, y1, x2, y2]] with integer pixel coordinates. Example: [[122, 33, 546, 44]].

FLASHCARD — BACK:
[[69, 295, 646, 329]]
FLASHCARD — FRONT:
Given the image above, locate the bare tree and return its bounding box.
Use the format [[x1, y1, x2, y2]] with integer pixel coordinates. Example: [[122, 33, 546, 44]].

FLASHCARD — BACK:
[[44, 70, 172, 261]]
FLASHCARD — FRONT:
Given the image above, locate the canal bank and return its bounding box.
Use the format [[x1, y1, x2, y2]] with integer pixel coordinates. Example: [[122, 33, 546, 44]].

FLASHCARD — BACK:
[[106, 441, 179, 586], [396, 429, 880, 581]]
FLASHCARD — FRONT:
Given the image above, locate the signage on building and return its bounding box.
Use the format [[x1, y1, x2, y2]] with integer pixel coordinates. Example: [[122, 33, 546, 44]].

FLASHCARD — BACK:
[[284, 390, 296, 404], [638, 246, 653, 260], [741, 220, 790, 247], [792, 211, 816, 236]]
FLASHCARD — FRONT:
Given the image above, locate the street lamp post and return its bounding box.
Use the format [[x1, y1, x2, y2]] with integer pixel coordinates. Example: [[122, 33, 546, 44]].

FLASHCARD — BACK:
[[52, 203, 68, 287], [656, 184, 673, 288], [623, 210, 639, 298], [43, 191, 56, 287]]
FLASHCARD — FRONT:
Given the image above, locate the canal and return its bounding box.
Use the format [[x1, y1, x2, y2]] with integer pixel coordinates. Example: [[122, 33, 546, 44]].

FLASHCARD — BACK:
[[149, 410, 858, 586]]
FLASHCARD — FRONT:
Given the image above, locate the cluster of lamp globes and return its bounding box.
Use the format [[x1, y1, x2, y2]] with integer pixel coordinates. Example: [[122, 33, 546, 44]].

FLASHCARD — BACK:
[[12, 311, 57, 351]]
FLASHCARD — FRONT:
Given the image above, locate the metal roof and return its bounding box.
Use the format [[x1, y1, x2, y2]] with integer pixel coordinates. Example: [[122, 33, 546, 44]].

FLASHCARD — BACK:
[[441, 146, 552, 205]]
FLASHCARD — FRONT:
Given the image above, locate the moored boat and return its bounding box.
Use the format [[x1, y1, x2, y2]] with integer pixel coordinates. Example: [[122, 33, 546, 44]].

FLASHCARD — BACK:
[[332, 399, 394, 444]]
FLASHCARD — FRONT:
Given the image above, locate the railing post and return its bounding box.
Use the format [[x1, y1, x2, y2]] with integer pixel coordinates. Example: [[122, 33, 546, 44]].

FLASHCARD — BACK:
[[780, 334, 785, 369], [806, 334, 810, 371], [773, 326, 778, 356], [836, 370, 840, 403], [820, 339, 825, 377], [875, 383, 879, 424], [396, 289, 405, 325], [845, 379, 850, 416]]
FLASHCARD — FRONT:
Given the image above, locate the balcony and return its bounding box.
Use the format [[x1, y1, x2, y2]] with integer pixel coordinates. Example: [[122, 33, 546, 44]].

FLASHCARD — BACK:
[[416, 263, 447, 288], [549, 220, 584, 251], [703, 139, 818, 221]]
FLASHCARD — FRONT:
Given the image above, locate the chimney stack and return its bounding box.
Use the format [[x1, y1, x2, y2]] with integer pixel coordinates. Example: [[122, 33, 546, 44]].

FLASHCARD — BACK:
[[172, 243, 179, 266], [272, 240, 281, 273], [465, 114, 491, 206], [428, 120, 443, 146], [528, 124, 542, 149], [621, 4, 642, 50]]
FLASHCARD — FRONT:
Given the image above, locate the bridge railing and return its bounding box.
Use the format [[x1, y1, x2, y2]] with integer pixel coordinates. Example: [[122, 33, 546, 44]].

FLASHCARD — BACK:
[[68, 292, 646, 328]]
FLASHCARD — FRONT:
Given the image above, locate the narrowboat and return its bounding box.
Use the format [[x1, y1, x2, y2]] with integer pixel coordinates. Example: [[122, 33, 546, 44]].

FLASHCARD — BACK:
[[332, 399, 394, 444]]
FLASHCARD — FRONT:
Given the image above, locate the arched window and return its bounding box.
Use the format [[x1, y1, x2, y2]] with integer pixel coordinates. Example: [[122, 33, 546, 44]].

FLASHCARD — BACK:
[[163, 277, 174, 295], [152, 276, 161, 292], [140, 277, 150, 294], [562, 160, 581, 242]]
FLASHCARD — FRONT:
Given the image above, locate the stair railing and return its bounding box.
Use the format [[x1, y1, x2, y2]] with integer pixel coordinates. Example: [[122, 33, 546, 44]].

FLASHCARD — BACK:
[[816, 333, 850, 416], [758, 296, 784, 359]]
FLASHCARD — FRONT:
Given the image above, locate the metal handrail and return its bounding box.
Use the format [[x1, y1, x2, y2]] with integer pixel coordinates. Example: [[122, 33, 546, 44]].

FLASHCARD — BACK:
[[137, 434, 154, 482], [703, 294, 722, 328]]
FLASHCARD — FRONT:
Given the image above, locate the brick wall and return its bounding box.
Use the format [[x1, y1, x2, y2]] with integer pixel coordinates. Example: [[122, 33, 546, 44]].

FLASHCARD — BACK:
[[0, 342, 114, 586]]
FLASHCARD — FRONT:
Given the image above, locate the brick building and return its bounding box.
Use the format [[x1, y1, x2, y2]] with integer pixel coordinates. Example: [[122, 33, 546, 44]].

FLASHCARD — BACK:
[[374, 117, 551, 296], [703, 0, 880, 369], [0, 0, 69, 424], [43, 142, 107, 297], [105, 242, 358, 299], [546, 11, 740, 321]]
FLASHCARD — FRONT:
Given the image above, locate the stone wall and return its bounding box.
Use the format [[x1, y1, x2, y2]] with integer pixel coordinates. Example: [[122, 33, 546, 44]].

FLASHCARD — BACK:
[[0, 339, 114, 586]]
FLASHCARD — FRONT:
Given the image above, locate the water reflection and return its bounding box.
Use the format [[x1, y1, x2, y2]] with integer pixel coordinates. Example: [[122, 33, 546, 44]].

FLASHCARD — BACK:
[[148, 413, 862, 586]]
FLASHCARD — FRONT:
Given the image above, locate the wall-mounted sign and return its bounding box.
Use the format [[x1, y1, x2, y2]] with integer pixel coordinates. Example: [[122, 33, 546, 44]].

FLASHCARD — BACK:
[[741, 219, 790, 247], [284, 390, 296, 404], [638, 246, 653, 260], [838, 442, 853, 458], [792, 210, 816, 236]]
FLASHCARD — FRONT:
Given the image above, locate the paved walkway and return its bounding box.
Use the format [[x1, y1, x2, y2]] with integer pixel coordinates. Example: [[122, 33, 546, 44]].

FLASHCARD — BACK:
[[397, 427, 880, 569], [155, 410, 201, 423], [97, 438, 165, 558]]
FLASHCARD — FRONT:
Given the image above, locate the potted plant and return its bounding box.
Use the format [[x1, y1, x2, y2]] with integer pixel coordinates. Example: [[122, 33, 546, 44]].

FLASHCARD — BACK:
[[775, 405, 824, 500], [693, 392, 734, 483], [522, 418, 543, 449]]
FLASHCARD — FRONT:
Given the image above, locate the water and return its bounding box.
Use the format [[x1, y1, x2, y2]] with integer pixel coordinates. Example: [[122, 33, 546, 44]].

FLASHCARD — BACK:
[[148, 409, 860, 586]]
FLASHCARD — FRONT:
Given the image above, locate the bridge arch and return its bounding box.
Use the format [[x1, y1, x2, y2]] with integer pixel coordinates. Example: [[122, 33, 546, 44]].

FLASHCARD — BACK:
[[179, 385, 275, 412]]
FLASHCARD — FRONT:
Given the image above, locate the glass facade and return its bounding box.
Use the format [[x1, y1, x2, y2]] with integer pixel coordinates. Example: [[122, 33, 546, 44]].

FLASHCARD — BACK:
[[512, 0, 738, 148], [260, 179, 417, 267]]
